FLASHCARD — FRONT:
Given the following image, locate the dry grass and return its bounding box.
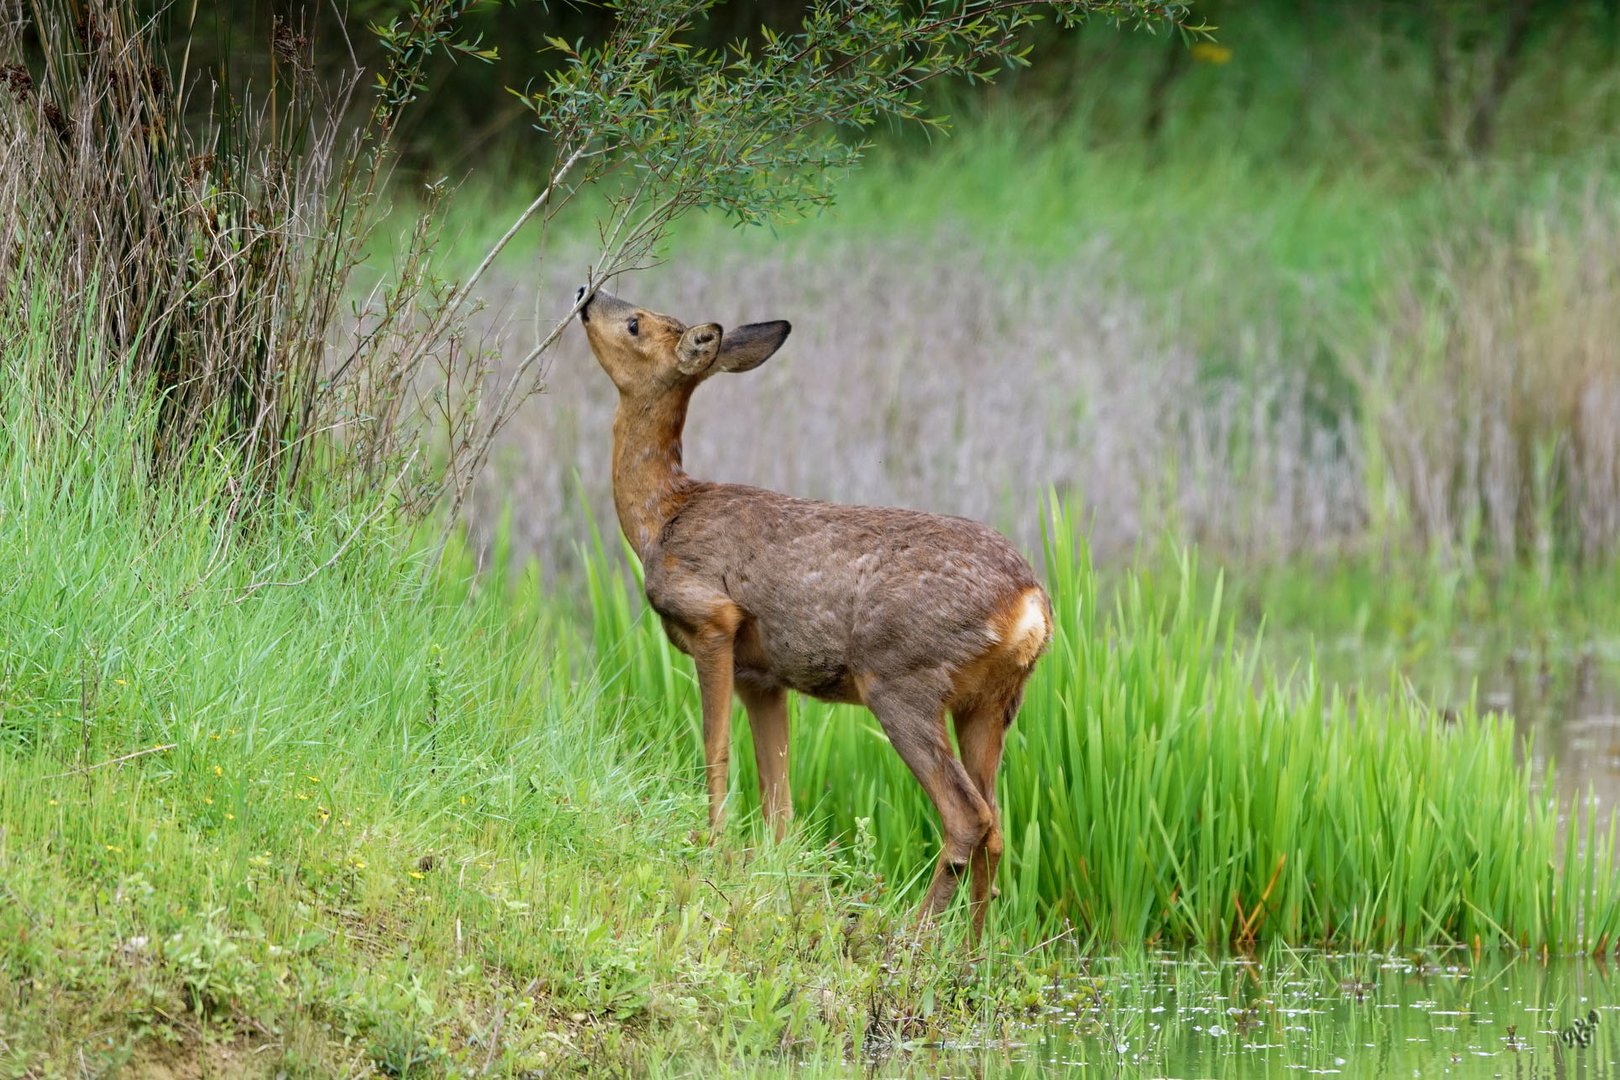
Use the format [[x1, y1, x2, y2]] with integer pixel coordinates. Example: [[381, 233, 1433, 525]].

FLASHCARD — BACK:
[[464, 230, 1364, 576], [1358, 193, 1620, 564], [0, 0, 471, 509], [466, 190, 1620, 577]]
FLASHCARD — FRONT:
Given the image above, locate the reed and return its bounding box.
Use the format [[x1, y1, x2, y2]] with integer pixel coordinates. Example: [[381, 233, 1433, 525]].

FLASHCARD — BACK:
[[587, 502, 1620, 952]]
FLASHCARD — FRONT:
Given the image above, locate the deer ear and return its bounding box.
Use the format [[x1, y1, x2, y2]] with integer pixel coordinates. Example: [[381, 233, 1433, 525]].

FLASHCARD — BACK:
[[676, 323, 723, 375], [716, 321, 791, 373]]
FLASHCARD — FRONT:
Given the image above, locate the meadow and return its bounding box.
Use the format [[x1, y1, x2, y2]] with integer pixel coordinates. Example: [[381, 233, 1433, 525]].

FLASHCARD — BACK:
[[2, 344, 1615, 1072], [7, 1, 1620, 1075]]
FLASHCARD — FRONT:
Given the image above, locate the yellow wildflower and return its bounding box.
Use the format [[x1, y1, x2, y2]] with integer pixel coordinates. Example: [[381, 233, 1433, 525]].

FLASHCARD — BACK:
[[1191, 42, 1232, 65], [213, 765, 223, 778]]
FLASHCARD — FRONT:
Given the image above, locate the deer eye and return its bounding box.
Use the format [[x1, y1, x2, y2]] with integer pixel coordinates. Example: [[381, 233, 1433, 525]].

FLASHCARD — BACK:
[[627, 317, 639, 337]]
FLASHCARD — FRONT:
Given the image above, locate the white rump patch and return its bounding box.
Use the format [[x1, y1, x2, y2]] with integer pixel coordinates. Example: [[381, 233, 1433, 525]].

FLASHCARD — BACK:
[[1006, 590, 1049, 663]]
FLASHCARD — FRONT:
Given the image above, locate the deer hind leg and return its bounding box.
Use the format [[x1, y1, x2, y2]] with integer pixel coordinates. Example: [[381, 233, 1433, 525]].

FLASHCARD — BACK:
[[864, 675, 992, 925], [737, 683, 792, 840], [953, 692, 1017, 942]]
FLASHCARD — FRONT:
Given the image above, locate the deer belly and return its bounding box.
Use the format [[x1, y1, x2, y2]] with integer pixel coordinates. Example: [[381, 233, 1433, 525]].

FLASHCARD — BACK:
[[735, 618, 863, 704], [657, 615, 695, 656]]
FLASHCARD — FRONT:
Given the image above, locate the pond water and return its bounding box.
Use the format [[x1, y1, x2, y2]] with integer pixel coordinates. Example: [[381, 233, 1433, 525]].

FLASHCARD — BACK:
[[878, 641, 1620, 1079], [895, 950, 1620, 1078], [1046, 950, 1619, 1078], [1312, 636, 1620, 815]]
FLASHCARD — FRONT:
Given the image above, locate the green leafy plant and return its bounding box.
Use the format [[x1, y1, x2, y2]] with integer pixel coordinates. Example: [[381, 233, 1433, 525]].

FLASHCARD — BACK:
[[585, 501, 1620, 952]]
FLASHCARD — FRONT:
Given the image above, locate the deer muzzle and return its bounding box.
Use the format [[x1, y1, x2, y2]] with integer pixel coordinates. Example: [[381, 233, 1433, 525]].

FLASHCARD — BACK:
[[576, 286, 631, 325]]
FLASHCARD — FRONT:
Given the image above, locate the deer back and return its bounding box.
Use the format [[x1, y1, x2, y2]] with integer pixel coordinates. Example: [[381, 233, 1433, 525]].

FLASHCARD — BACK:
[[645, 483, 1048, 706]]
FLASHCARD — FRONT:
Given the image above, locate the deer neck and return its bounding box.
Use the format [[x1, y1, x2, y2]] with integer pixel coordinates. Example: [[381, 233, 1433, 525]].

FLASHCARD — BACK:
[[610, 387, 698, 561]]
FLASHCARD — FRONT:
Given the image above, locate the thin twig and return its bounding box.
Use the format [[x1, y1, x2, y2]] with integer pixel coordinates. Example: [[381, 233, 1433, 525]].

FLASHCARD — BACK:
[[235, 447, 419, 602], [41, 742, 176, 780], [450, 142, 591, 319]]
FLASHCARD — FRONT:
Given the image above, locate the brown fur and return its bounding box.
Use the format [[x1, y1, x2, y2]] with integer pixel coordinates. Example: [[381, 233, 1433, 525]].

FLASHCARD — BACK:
[[579, 287, 1052, 937]]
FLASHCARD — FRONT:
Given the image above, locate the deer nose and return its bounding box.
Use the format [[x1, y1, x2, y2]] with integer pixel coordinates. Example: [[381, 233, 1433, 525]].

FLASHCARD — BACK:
[[576, 285, 592, 322]]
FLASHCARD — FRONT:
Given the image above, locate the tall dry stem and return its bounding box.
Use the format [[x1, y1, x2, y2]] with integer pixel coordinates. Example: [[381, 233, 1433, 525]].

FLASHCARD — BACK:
[[1356, 192, 1620, 563]]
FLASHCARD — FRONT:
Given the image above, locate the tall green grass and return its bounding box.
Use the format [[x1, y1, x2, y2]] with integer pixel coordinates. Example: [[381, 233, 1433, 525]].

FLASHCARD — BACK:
[[0, 339, 1015, 1073], [587, 503, 1620, 953]]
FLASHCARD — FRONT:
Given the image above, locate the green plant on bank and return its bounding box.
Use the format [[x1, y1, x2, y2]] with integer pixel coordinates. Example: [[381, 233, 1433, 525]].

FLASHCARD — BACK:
[[588, 502, 1620, 954]]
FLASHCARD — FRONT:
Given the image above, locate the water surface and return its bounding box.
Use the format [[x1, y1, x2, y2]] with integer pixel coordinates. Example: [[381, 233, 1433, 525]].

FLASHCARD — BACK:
[[892, 641, 1620, 1078], [1300, 634, 1620, 814], [898, 950, 1620, 1078]]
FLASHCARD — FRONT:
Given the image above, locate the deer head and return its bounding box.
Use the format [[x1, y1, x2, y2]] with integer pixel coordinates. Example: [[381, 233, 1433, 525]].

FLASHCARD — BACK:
[[576, 286, 791, 400]]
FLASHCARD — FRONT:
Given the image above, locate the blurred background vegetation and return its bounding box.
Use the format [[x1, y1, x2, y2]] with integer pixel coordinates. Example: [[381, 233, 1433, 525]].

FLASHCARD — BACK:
[[128, 0, 1613, 709], [9, 0, 1616, 721], [18, 0, 1620, 582], [180, 1, 1620, 172], [372, 0, 1620, 590]]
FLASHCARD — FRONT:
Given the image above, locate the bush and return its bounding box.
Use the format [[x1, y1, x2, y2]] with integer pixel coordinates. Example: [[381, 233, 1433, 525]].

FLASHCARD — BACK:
[[0, 0, 481, 510]]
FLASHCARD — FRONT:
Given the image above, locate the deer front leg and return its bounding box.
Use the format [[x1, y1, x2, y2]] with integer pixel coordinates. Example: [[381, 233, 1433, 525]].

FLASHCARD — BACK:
[[689, 620, 739, 837]]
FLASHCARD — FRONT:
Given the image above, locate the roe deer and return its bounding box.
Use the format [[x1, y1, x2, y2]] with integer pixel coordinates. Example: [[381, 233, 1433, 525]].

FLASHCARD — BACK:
[[577, 285, 1051, 935]]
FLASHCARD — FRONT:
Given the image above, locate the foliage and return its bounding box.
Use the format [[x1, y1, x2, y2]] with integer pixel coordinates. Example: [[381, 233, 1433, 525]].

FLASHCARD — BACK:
[[587, 505, 1620, 953], [525, 0, 1191, 230], [189, 2, 1620, 174]]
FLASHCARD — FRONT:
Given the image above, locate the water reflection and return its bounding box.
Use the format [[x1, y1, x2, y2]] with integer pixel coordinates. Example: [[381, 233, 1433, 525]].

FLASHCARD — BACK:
[[896, 951, 1620, 1078], [1310, 638, 1620, 814], [862, 646, 1620, 1079]]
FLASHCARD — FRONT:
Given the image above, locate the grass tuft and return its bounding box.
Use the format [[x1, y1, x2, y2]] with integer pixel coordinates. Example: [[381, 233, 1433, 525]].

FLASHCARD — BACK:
[[588, 501, 1620, 953]]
